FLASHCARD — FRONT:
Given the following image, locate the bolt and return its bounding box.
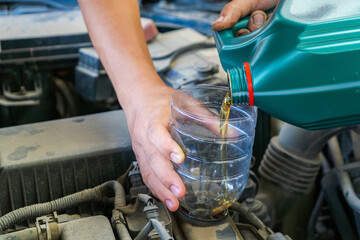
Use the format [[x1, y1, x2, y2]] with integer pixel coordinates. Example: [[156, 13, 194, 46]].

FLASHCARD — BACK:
[[18, 86, 27, 95]]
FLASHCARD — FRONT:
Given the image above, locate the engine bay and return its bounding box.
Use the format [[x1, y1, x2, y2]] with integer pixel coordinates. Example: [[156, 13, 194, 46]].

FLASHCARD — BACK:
[[0, 1, 360, 239]]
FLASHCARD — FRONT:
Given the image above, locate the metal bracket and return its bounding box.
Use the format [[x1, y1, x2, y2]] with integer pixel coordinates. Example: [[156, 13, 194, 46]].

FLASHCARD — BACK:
[[0, 97, 39, 106], [0, 79, 42, 106], [3, 79, 42, 101], [35, 212, 60, 240]]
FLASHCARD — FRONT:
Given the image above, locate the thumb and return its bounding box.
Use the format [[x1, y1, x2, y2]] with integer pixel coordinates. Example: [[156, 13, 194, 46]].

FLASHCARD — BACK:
[[247, 10, 267, 32]]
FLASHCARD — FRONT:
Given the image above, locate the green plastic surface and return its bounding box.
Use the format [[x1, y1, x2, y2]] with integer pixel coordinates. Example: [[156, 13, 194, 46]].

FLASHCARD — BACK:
[[214, 0, 360, 130]]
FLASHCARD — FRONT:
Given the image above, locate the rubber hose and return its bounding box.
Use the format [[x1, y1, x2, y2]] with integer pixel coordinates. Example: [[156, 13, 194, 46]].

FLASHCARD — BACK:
[[115, 223, 132, 240], [118, 198, 141, 215], [134, 221, 152, 240], [0, 180, 125, 233], [307, 190, 325, 239], [117, 162, 135, 185], [230, 202, 266, 230], [112, 209, 132, 240], [150, 219, 173, 240], [54, 77, 78, 118], [134, 219, 173, 240]]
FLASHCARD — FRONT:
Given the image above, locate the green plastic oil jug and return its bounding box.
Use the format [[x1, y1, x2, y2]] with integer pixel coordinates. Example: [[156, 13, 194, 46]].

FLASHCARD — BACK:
[[214, 0, 360, 130]]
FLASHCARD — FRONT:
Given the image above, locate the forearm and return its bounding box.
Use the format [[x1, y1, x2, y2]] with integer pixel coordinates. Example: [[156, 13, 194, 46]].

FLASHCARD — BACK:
[[78, 0, 164, 110]]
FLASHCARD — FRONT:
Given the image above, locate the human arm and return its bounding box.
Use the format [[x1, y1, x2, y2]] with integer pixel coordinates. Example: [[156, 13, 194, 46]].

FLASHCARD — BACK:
[[77, 0, 280, 213], [78, 0, 185, 211]]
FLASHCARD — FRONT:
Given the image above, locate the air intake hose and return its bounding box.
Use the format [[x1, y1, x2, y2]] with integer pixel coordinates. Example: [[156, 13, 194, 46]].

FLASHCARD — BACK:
[[259, 124, 352, 194]]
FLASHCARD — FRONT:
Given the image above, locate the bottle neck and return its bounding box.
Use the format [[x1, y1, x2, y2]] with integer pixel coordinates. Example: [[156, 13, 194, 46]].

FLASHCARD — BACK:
[[227, 66, 249, 104], [227, 63, 254, 106]]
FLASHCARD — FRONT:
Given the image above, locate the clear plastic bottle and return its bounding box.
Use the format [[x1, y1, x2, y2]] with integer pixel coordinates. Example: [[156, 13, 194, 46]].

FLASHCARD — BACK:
[[170, 85, 257, 217]]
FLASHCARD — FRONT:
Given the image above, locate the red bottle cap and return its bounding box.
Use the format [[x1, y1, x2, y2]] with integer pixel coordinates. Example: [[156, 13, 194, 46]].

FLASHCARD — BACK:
[[243, 62, 254, 106]]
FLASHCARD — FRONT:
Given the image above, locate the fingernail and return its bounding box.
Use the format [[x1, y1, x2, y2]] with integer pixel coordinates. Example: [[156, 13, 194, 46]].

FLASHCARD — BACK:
[[253, 14, 265, 26], [170, 152, 182, 164], [171, 185, 181, 198], [166, 200, 174, 210], [236, 29, 251, 37], [212, 15, 224, 25]]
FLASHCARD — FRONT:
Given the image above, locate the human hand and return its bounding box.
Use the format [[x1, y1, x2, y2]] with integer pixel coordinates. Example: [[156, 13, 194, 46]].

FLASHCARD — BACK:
[[123, 83, 238, 212], [123, 83, 186, 211], [211, 0, 279, 35]]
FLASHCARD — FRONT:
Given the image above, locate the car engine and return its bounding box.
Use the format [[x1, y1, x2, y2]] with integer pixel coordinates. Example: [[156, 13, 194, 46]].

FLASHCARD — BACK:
[[0, 1, 360, 239]]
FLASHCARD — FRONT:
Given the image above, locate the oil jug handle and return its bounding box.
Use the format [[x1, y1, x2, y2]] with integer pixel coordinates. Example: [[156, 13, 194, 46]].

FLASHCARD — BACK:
[[226, 15, 252, 37], [213, 9, 274, 69], [213, 15, 252, 48]]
